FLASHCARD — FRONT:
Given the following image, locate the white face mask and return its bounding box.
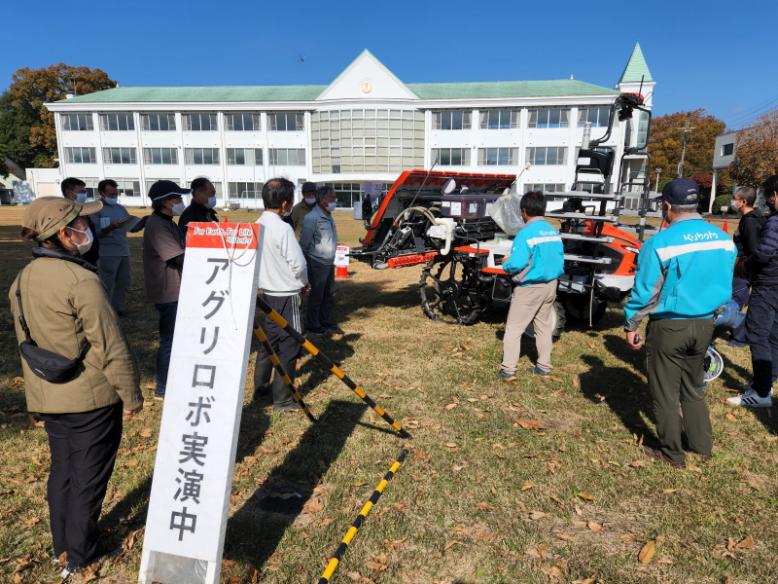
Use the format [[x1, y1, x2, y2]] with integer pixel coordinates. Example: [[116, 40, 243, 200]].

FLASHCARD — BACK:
[[304, 196, 316, 206], [67, 226, 94, 256], [75, 191, 88, 204], [326, 201, 337, 213], [103, 197, 117, 206], [207, 195, 217, 209], [171, 201, 186, 216]]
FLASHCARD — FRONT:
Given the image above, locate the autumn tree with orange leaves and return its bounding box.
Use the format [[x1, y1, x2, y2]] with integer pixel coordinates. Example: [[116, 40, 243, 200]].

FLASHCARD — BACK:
[[730, 110, 778, 188]]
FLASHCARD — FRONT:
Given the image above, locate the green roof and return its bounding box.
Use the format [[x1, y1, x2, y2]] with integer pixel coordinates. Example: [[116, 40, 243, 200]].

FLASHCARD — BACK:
[[619, 42, 653, 83], [60, 79, 616, 104], [408, 79, 617, 99], [64, 85, 327, 103]]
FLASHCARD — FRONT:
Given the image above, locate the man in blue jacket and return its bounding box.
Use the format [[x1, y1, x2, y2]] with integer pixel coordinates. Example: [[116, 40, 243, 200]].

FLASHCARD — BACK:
[[731, 174, 778, 408], [499, 190, 565, 381], [625, 178, 736, 467]]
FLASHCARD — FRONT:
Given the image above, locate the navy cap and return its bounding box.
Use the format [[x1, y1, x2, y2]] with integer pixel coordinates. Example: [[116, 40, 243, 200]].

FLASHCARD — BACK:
[[148, 180, 190, 201], [661, 178, 700, 206], [302, 181, 317, 194]]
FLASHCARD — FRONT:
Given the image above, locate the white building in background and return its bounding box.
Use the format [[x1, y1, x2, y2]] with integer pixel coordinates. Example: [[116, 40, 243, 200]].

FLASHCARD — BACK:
[[42, 46, 655, 208]]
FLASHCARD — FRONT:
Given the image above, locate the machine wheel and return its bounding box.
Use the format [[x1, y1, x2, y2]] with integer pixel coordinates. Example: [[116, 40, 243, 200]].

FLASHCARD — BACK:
[[523, 300, 566, 341], [703, 345, 724, 385], [419, 256, 488, 325], [560, 293, 607, 327]]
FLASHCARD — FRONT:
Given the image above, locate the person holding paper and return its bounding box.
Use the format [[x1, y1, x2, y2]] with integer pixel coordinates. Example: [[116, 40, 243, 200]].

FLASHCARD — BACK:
[[95, 179, 135, 315]]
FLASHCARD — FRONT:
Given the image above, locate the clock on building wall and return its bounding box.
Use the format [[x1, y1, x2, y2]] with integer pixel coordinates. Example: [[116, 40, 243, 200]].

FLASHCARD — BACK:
[[360, 80, 373, 94]]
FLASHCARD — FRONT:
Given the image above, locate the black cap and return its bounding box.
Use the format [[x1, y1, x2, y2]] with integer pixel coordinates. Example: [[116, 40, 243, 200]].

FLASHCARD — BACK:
[[148, 180, 190, 201], [302, 182, 317, 194], [661, 178, 699, 206]]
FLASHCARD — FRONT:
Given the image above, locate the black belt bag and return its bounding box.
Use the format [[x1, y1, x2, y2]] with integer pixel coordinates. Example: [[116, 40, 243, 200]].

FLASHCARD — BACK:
[[16, 287, 87, 383]]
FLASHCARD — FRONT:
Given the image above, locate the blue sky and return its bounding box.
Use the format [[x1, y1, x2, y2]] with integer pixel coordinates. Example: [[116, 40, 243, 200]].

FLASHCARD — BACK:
[[5, 0, 774, 129]]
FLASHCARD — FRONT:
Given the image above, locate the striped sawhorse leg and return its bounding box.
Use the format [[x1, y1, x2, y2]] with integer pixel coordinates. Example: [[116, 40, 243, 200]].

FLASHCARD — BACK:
[[255, 297, 411, 439], [253, 324, 317, 423], [318, 448, 409, 584]]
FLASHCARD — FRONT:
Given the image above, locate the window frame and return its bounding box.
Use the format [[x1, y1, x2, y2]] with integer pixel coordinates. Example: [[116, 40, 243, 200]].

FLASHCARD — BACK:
[[142, 112, 177, 131]]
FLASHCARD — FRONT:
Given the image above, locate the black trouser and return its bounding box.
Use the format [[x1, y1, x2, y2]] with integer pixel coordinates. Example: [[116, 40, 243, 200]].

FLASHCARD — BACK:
[[254, 293, 302, 406], [730, 276, 750, 343], [646, 318, 714, 465], [306, 260, 335, 333], [154, 301, 178, 396], [746, 285, 778, 397], [39, 403, 123, 568]]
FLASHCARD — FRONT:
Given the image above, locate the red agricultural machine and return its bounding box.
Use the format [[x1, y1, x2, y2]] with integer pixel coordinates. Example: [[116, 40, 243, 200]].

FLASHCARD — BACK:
[[351, 92, 653, 331]]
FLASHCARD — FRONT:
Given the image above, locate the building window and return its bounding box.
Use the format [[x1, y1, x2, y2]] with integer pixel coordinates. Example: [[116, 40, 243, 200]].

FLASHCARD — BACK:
[[477, 147, 518, 166], [577, 106, 610, 128], [432, 110, 471, 130], [100, 113, 135, 131], [226, 148, 262, 165], [479, 109, 519, 130], [64, 147, 96, 163], [526, 146, 567, 165], [311, 109, 424, 174], [184, 148, 220, 165], [722, 143, 734, 156], [142, 113, 176, 131], [228, 182, 264, 199], [62, 113, 94, 131], [528, 107, 570, 129], [115, 180, 142, 198], [524, 183, 566, 194], [102, 147, 137, 164], [268, 112, 304, 131], [269, 148, 306, 166], [183, 112, 218, 131], [143, 148, 178, 165], [432, 148, 471, 166], [225, 112, 261, 131]]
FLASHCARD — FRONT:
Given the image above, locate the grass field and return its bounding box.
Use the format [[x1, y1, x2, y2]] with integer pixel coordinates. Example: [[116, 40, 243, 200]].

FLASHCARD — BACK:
[[0, 207, 775, 584]]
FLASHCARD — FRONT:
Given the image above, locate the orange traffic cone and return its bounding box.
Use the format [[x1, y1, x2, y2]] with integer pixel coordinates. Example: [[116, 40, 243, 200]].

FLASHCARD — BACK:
[[335, 245, 350, 280], [722, 220, 729, 234]]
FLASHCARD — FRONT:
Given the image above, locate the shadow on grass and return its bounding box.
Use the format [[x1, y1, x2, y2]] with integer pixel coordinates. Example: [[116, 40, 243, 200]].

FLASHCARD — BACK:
[[0, 386, 36, 436], [224, 400, 366, 571], [99, 391, 272, 544], [578, 348, 660, 449], [296, 333, 362, 395]]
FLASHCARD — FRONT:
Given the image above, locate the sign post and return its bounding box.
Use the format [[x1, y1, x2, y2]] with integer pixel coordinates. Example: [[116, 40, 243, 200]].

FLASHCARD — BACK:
[[139, 222, 261, 584]]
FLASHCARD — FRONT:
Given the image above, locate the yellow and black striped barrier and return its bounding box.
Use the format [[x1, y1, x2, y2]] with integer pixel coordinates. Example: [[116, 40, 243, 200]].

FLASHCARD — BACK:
[[317, 448, 409, 584], [256, 297, 411, 439], [253, 324, 317, 423]]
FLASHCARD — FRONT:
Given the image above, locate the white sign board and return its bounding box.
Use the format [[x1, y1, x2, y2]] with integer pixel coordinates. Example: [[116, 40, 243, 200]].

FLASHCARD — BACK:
[[335, 245, 350, 268], [139, 222, 261, 584]]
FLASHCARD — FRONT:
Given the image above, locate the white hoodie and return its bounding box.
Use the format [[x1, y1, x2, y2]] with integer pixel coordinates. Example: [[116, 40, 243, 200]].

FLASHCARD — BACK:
[[256, 211, 308, 296]]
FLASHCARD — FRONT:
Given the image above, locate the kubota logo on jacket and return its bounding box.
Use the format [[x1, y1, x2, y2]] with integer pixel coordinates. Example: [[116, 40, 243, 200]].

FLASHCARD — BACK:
[[502, 217, 564, 285], [625, 214, 736, 328]]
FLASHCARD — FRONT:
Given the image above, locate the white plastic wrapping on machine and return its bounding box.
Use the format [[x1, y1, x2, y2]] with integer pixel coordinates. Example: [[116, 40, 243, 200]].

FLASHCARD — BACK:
[[488, 192, 525, 236]]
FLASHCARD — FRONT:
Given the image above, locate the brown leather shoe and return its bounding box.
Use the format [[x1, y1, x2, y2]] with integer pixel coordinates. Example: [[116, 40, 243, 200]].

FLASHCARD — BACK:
[[643, 446, 686, 469]]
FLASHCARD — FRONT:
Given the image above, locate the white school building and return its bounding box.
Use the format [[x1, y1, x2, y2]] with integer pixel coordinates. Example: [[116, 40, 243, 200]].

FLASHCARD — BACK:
[[38, 45, 655, 208]]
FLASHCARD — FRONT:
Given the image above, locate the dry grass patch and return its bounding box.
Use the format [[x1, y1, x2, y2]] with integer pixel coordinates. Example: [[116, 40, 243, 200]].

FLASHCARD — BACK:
[[0, 208, 775, 583]]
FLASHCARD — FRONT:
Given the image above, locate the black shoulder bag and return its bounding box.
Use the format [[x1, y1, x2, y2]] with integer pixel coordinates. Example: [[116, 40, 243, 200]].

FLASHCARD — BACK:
[[16, 284, 88, 383]]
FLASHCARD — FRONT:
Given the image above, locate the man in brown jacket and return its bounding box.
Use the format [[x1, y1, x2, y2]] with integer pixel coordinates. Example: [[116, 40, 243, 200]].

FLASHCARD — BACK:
[[9, 197, 143, 578]]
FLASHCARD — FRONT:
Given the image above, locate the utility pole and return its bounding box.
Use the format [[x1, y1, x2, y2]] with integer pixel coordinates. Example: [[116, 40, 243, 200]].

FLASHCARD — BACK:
[[654, 167, 662, 192], [676, 120, 694, 178]]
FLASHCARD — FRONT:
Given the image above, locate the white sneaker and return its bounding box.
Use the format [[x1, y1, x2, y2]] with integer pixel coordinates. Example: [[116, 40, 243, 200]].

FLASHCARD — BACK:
[[727, 388, 773, 408]]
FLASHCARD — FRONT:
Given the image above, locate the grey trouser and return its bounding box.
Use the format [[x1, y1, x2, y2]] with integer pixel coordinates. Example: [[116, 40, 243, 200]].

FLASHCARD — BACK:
[[501, 280, 558, 373], [98, 255, 131, 312], [646, 318, 715, 464]]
